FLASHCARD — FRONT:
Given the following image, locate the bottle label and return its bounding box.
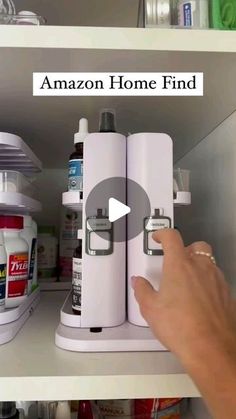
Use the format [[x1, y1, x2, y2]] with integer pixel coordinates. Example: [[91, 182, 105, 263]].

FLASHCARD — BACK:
[[29, 238, 37, 281], [68, 159, 83, 190], [183, 3, 192, 26], [178, 1, 208, 28], [145, 218, 170, 231], [0, 263, 6, 306], [8, 253, 28, 298], [72, 257, 82, 311]]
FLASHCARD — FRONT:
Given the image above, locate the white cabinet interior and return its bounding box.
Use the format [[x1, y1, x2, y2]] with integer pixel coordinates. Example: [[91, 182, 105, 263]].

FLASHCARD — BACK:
[[175, 111, 236, 295], [0, 10, 234, 406]]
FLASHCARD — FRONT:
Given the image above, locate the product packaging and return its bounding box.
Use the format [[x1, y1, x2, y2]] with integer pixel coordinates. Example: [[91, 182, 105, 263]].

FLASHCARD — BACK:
[[134, 398, 185, 418], [97, 399, 134, 418], [0, 215, 28, 308], [20, 215, 37, 294], [178, 0, 209, 28], [72, 230, 82, 315], [210, 0, 236, 29], [0, 231, 6, 312], [38, 226, 58, 282], [59, 208, 81, 282], [68, 118, 88, 192]]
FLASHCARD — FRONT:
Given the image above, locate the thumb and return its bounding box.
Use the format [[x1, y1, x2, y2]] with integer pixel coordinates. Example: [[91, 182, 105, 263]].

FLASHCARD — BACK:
[[132, 276, 157, 308]]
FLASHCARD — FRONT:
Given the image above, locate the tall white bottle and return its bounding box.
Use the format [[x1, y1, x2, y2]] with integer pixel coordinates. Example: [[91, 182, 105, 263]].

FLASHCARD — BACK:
[[81, 130, 126, 328], [127, 133, 174, 326]]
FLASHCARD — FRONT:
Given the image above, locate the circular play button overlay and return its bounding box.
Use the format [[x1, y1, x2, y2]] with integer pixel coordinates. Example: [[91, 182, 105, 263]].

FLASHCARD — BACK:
[[85, 176, 151, 243]]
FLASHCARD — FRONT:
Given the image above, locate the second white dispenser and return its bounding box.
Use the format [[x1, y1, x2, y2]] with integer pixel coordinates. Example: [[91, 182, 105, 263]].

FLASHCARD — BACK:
[[127, 133, 174, 327]]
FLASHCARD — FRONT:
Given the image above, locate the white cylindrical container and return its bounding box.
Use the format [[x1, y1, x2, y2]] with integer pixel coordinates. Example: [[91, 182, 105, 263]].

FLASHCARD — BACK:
[[178, 0, 209, 28], [0, 216, 28, 309], [127, 133, 173, 327], [55, 401, 71, 419], [31, 219, 38, 291], [20, 215, 37, 295], [38, 226, 58, 282], [81, 132, 126, 328], [0, 231, 7, 312]]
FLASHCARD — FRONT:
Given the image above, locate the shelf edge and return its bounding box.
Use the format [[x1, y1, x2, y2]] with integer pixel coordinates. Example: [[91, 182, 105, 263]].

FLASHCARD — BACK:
[[0, 374, 200, 401], [0, 26, 235, 53]]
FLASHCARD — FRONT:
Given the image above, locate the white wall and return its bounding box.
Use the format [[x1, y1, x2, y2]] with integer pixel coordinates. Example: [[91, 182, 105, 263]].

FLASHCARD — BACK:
[[33, 169, 67, 236], [175, 111, 236, 292]]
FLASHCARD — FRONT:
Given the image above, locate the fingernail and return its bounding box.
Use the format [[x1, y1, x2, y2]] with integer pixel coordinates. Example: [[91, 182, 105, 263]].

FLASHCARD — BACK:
[[131, 276, 137, 289]]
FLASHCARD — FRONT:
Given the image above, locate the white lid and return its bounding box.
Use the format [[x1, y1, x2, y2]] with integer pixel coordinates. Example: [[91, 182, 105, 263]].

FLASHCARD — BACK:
[[23, 215, 32, 228], [77, 229, 83, 240], [17, 11, 39, 25], [74, 118, 89, 144]]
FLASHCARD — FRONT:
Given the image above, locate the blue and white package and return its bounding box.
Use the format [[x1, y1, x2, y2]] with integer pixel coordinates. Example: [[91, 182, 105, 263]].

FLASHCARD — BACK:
[[178, 0, 209, 28]]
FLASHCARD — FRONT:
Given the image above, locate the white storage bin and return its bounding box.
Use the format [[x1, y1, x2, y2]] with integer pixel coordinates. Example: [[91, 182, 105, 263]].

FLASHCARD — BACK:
[[0, 170, 36, 198]]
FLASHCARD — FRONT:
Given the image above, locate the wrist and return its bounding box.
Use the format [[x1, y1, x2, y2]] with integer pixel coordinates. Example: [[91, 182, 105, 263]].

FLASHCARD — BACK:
[[178, 330, 236, 378]]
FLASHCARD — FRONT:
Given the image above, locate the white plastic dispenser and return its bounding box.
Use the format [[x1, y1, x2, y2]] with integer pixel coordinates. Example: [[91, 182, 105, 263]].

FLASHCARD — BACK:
[[127, 133, 174, 326], [81, 131, 126, 328], [56, 132, 186, 352]]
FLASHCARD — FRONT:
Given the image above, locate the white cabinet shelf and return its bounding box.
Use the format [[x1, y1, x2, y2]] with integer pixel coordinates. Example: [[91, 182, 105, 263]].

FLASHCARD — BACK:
[[0, 26, 236, 53], [62, 190, 190, 211], [62, 191, 83, 211], [0, 191, 41, 212], [0, 133, 42, 211], [0, 291, 199, 401], [0, 132, 42, 174], [0, 288, 40, 345]]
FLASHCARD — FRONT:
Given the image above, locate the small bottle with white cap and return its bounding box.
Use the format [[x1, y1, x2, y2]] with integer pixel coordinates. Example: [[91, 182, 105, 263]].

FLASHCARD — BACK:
[[68, 118, 88, 193], [72, 230, 83, 315]]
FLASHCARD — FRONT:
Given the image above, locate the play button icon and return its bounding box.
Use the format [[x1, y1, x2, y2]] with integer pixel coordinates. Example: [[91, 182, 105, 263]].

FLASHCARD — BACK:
[[109, 198, 131, 222], [85, 177, 151, 243]]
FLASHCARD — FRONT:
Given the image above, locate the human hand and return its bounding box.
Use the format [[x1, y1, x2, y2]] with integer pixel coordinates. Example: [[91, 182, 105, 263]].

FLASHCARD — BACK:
[[132, 229, 236, 364]]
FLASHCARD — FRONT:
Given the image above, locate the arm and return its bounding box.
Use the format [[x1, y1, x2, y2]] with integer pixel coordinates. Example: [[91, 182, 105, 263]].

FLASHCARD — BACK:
[[132, 229, 236, 419]]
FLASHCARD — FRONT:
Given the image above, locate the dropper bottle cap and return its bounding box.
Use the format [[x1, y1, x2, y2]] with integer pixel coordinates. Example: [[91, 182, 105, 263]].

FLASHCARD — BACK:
[[74, 118, 89, 144], [99, 109, 116, 133]]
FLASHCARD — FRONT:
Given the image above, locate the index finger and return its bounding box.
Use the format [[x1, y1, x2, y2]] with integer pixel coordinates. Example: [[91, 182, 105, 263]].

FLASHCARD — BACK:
[[152, 228, 186, 259]]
